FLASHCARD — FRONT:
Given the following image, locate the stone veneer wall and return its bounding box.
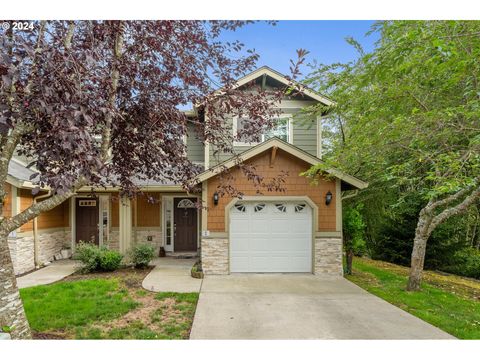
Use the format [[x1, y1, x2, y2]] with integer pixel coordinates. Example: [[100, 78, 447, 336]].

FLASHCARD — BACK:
[[314, 237, 343, 276], [201, 237, 229, 275], [8, 236, 34, 275], [8, 228, 70, 275], [200, 234, 343, 276], [134, 229, 162, 254], [37, 230, 70, 265], [107, 228, 120, 251]]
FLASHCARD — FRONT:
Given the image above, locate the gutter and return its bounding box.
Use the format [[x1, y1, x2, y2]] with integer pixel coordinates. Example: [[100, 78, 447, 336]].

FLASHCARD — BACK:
[[33, 190, 51, 267]]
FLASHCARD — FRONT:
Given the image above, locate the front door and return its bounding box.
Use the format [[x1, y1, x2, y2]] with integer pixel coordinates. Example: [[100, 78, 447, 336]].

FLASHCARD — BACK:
[[174, 198, 198, 251], [75, 197, 99, 245]]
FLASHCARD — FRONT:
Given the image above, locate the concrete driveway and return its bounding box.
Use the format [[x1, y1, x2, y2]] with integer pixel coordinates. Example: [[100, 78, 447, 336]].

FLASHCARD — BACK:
[[190, 274, 455, 339]]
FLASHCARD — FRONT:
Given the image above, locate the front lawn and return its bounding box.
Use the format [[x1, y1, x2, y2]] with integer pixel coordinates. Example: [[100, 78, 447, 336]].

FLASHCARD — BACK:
[[347, 257, 480, 339], [19, 268, 199, 339]]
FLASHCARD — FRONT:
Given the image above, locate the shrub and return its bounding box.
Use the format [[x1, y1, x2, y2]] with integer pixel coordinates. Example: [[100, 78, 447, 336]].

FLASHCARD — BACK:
[[130, 244, 155, 268], [99, 250, 123, 271], [442, 248, 480, 279], [74, 242, 123, 273], [74, 242, 102, 273]]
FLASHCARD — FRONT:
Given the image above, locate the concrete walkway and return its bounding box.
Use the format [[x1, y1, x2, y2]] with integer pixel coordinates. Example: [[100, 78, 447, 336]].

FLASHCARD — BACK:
[[190, 274, 455, 340], [16, 260, 79, 289], [142, 257, 202, 293]]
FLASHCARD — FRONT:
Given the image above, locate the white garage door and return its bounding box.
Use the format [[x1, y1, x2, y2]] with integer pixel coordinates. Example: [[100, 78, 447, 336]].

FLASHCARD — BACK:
[[230, 202, 312, 272]]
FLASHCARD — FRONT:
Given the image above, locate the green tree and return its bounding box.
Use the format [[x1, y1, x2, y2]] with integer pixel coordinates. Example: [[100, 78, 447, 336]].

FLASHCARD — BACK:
[[343, 203, 366, 274], [305, 21, 480, 291]]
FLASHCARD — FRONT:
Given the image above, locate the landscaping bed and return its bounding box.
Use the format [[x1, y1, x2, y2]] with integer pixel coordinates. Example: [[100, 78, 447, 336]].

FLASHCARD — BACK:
[[347, 257, 480, 339], [19, 267, 199, 339]]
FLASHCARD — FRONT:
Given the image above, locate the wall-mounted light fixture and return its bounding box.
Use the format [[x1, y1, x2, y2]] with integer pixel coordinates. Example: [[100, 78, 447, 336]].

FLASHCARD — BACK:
[[325, 191, 333, 206], [213, 192, 219, 206]]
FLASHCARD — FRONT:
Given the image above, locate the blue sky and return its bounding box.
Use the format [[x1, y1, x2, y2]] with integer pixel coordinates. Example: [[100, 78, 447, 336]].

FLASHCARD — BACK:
[[219, 20, 379, 79]]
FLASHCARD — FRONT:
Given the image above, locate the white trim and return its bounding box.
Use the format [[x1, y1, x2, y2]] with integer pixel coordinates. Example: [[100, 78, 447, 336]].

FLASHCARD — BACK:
[[98, 198, 103, 247], [162, 194, 200, 252], [162, 196, 174, 252], [98, 194, 110, 247], [119, 196, 132, 254], [336, 178, 342, 233], [232, 113, 293, 147], [227, 66, 334, 106], [70, 197, 75, 250], [204, 113, 210, 169], [11, 186, 19, 215], [201, 182, 208, 234], [204, 141, 210, 169], [76, 185, 184, 192], [316, 115, 322, 159], [6, 175, 37, 189]]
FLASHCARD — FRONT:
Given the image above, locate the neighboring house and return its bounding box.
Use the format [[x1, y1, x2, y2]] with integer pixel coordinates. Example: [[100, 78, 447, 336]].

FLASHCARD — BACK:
[[3, 66, 367, 276]]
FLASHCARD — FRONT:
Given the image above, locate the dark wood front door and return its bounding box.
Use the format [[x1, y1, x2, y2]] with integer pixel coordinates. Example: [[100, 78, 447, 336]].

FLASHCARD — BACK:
[[75, 197, 99, 245], [174, 198, 198, 251]]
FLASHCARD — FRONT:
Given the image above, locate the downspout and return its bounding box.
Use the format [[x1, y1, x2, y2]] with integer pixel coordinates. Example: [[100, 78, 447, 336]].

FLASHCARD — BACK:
[[33, 190, 51, 267]]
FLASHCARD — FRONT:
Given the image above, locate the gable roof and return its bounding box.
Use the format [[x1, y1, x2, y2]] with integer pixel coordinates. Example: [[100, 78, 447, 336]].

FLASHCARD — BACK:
[[193, 137, 368, 190], [230, 66, 334, 106]]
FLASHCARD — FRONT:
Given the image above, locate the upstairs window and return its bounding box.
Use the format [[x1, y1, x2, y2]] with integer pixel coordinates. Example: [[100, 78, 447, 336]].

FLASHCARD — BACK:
[[262, 117, 289, 142], [234, 115, 291, 145]]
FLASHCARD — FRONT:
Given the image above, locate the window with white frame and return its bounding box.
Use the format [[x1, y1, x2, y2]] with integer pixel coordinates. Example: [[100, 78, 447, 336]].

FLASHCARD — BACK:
[[234, 115, 291, 145], [261, 117, 289, 142]]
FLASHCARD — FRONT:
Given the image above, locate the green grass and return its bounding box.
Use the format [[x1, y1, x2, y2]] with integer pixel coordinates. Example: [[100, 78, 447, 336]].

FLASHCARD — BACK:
[[154, 292, 199, 303], [20, 279, 137, 332], [20, 277, 199, 339], [347, 257, 480, 339]]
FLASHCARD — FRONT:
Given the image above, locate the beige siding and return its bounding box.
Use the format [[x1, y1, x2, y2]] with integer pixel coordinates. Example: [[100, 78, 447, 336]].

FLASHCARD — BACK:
[[19, 189, 33, 231], [37, 200, 69, 230], [135, 192, 161, 227]]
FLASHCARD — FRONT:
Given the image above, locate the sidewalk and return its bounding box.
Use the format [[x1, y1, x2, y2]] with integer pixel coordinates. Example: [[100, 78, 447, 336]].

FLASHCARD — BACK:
[[142, 257, 202, 293], [16, 260, 79, 289]]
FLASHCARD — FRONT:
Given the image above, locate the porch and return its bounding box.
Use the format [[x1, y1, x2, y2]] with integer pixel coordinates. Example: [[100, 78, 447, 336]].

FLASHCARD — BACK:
[[70, 192, 201, 257]]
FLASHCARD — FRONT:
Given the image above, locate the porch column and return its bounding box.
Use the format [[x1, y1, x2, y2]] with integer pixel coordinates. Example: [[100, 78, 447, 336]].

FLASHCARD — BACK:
[[119, 196, 132, 254]]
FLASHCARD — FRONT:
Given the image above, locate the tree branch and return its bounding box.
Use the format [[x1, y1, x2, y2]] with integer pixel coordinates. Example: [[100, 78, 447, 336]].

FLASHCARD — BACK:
[[63, 21, 75, 50], [428, 185, 475, 213], [0, 186, 80, 236], [428, 185, 480, 235], [101, 22, 124, 162]]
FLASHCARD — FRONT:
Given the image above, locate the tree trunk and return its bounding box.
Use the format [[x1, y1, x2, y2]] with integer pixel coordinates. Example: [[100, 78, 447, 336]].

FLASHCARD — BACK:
[[345, 248, 354, 275], [407, 212, 432, 292], [0, 232, 31, 339], [406, 232, 428, 291]]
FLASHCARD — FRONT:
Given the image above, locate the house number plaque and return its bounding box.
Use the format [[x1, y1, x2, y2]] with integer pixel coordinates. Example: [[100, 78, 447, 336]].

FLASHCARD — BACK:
[[79, 200, 97, 207]]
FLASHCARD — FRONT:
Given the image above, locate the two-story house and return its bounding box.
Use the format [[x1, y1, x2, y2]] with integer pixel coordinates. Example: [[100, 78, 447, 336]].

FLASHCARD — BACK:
[[4, 66, 367, 276]]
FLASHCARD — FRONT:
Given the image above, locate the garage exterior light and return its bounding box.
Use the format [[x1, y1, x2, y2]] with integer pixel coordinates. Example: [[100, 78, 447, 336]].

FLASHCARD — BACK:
[[325, 191, 333, 206], [213, 192, 219, 205]]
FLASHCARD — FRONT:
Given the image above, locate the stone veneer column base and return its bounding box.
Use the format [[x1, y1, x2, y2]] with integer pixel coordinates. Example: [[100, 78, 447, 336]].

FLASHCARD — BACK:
[[314, 237, 344, 276], [8, 237, 34, 275], [201, 237, 229, 275], [133, 229, 163, 254]]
